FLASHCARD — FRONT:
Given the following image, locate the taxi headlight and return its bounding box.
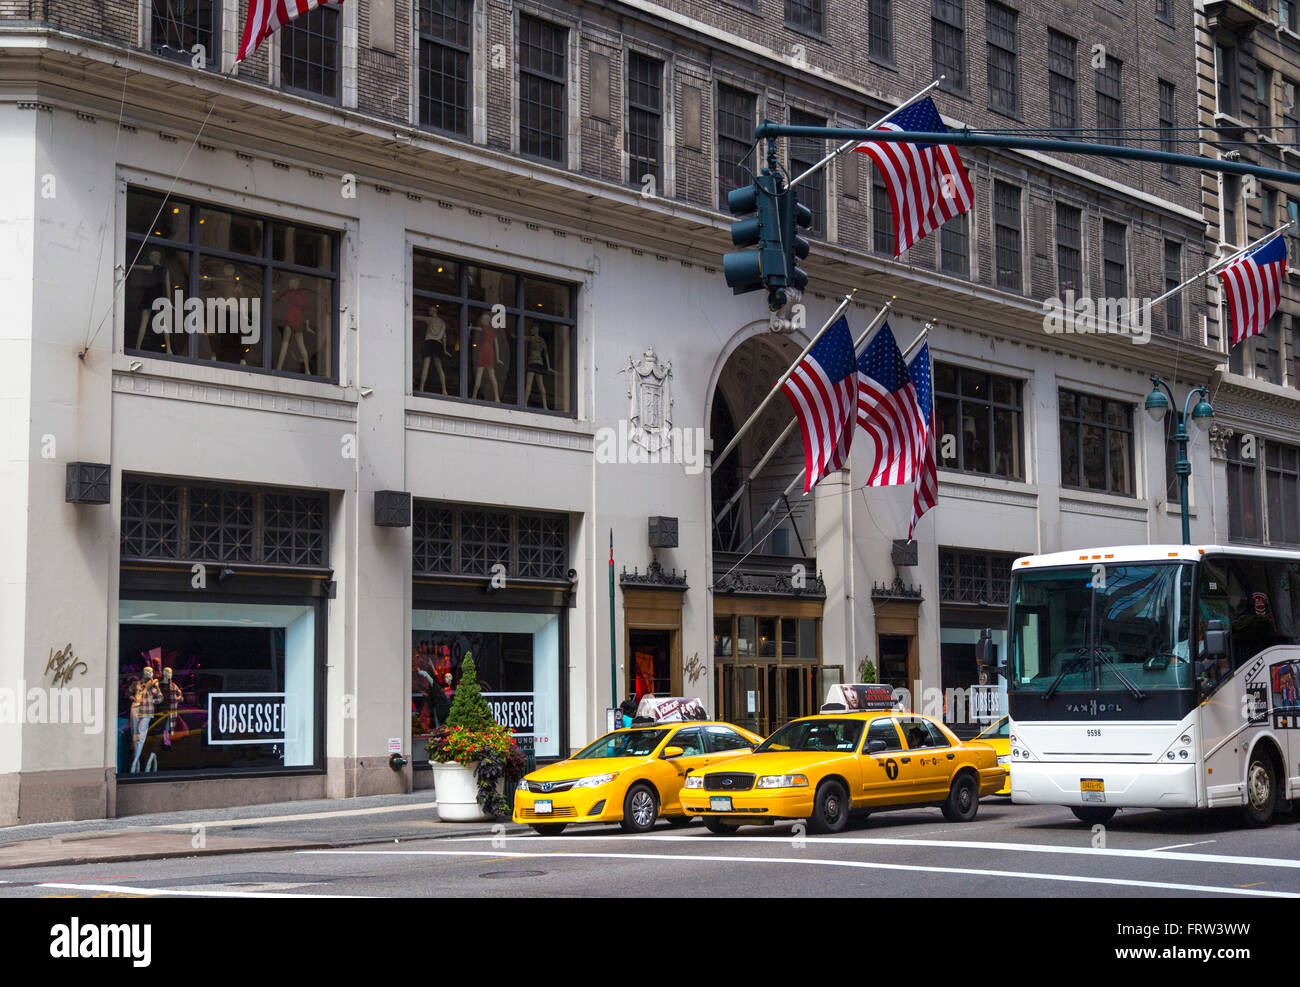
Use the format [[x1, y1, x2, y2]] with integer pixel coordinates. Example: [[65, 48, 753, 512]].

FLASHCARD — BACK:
[[683, 775, 704, 789], [574, 772, 618, 788], [517, 779, 532, 793], [756, 774, 809, 789]]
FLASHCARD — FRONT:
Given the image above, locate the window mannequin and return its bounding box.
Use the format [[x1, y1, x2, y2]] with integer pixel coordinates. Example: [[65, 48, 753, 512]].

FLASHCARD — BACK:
[[471, 310, 504, 401], [524, 324, 552, 409], [160, 666, 183, 750], [133, 249, 179, 354], [204, 264, 251, 365], [416, 307, 450, 394], [129, 667, 162, 773], [275, 276, 317, 374]]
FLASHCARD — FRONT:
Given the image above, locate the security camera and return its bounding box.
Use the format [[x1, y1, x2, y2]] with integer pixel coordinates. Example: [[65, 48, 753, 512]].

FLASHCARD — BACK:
[[567, 568, 579, 585]]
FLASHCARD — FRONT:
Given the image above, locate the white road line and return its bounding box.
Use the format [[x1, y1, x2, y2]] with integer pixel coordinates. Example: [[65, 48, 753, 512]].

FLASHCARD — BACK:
[[145, 802, 440, 831], [1152, 840, 1218, 852], [447, 833, 1300, 870], [301, 848, 1300, 898], [35, 882, 366, 899]]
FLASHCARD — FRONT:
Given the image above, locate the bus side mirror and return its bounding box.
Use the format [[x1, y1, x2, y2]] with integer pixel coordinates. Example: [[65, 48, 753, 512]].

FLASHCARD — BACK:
[[1204, 619, 1227, 658]]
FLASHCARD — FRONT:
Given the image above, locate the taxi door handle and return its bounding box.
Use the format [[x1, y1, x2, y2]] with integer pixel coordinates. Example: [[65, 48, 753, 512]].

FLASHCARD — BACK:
[[947, 753, 955, 760], [900, 757, 911, 763]]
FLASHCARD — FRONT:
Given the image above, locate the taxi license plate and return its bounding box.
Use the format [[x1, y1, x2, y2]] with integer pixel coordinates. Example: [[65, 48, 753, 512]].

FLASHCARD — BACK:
[[1080, 778, 1105, 803], [534, 799, 553, 814], [710, 796, 733, 812]]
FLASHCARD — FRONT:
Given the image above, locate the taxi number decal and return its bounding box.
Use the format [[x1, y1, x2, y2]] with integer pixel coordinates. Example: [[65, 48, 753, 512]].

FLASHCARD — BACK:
[[884, 758, 899, 780]]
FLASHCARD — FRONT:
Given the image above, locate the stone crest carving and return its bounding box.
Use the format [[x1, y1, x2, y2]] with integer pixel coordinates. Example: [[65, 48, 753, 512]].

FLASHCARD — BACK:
[[1208, 422, 1234, 461], [621, 347, 673, 452]]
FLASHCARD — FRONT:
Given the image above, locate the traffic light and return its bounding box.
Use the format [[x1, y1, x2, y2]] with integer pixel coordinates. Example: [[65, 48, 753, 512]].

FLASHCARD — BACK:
[[776, 188, 813, 310], [723, 173, 783, 300]]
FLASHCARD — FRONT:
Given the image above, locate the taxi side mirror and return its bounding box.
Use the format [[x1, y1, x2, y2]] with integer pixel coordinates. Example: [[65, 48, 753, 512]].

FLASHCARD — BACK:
[[662, 746, 685, 759], [867, 739, 888, 754]]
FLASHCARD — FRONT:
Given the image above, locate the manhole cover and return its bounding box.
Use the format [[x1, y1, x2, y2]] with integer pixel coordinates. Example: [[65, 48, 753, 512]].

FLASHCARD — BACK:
[[478, 869, 545, 880]]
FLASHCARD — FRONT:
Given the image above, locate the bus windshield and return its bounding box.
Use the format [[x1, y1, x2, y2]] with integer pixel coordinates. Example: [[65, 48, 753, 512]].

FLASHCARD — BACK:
[[1009, 562, 1194, 694]]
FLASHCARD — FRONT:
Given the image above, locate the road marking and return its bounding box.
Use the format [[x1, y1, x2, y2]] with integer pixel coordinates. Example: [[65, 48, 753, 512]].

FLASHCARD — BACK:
[[144, 801, 440, 831], [1239, 882, 1265, 888], [446, 833, 1300, 870], [1151, 840, 1217, 852], [34, 882, 367, 899], [301, 848, 1300, 898]]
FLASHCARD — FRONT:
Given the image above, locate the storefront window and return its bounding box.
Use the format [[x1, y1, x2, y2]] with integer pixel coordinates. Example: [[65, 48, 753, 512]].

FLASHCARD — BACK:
[[412, 609, 560, 760], [117, 600, 319, 777]]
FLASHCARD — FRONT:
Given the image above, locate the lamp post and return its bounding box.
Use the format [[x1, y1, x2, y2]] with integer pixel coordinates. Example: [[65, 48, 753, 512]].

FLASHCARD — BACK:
[[1144, 375, 1214, 545]]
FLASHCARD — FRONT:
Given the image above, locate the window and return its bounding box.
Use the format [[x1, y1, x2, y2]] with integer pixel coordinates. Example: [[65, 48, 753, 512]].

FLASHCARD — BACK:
[[1223, 439, 1300, 545], [939, 548, 1020, 605], [1264, 186, 1279, 229], [932, 0, 966, 94], [869, 0, 893, 61], [1216, 43, 1237, 117], [1048, 31, 1077, 133], [124, 187, 338, 379], [717, 85, 756, 210], [1266, 444, 1300, 544], [1258, 68, 1273, 134], [151, 0, 218, 64], [935, 363, 1024, 479], [940, 212, 969, 277], [1096, 56, 1123, 146], [1283, 0, 1297, 31], [1155, 0, 1173, 23], [280, 4, 340, 99], [898, 716, 950, 749], [626, 51, 663, 191], [985, 2, 1018, 114], [1227, 440, 1262, 541], [1223, 174, 1240, 245], [412, 251, 576, 412], [1163, 240, 1183, 338], [1059, 390, 1135, 496], [785, 0, 824, 34], [1284, 80, 1300, 151], [518, 15, 567, 163], [417, 0, 472, 135], [993, 180, 1021, 291], [1255, 313, 1284, 385], [705, 725, 755, 752], [865, 718, 902, 752], [1159, 80, 1176, 179], [1056, 203, 1082, 295], [789, 109, 826, 237], [1102, 220, 1126, 299], [871, 165, 894, 255]]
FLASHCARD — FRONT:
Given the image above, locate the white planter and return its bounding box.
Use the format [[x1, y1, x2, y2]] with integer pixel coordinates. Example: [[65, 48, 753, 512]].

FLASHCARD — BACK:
[[431, 760, 501, 822]]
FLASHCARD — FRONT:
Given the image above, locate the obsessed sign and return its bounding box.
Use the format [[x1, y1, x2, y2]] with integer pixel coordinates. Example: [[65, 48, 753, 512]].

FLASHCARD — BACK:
[[207, 693, 287, 745], [483, 692, 534, 736]]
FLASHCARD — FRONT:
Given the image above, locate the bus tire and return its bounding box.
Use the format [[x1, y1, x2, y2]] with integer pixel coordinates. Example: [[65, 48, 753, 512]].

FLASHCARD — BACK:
[[1243, 751, 1277, 827], [1070, 806, 1116, 826]]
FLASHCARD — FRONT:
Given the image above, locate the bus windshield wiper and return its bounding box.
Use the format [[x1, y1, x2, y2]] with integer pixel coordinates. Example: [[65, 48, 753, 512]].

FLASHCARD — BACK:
[[1043, 648, 1087, 701], [1093, 647, 1147, 700]]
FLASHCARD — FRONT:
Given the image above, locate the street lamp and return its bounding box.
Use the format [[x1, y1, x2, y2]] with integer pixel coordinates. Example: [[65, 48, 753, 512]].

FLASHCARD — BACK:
[[1145, 375, 1213, 545]]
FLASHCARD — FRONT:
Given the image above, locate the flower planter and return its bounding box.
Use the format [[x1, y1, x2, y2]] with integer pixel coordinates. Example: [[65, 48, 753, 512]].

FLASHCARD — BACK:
[[431, 760, 505, 822]]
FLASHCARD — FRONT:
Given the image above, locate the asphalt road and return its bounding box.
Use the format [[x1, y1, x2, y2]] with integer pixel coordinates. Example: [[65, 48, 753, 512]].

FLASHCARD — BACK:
[[3, 798, 1298, 898]]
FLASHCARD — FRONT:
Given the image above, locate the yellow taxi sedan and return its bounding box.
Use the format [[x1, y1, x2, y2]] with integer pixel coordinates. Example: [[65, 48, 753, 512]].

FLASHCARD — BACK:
[[680, 711, 1006, 834], [513, 721, 762, 835], [969, 715, 1011, 795]]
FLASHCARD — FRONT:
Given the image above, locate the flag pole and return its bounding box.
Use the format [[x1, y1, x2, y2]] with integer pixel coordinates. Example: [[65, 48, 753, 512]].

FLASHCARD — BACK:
[[712, 297, 895, 531], [1140, 220, 1294, 322], [713, 289, 857, 472], [788, 78, 945, 190]]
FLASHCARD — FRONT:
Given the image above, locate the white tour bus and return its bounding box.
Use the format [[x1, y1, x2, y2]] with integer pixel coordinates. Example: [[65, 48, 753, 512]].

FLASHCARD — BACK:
[[1003, 544, 1300, 826]]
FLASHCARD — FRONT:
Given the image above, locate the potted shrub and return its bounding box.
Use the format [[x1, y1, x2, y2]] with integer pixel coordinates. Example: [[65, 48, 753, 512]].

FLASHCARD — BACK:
[[426, 655, 526, 821]]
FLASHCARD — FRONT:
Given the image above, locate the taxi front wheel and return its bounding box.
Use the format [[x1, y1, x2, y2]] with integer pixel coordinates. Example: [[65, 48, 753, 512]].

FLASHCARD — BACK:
[[620, 784, 660, 833], [941, 773, 980, 823], [705, 818, 739, 834], [531, 823, 567, 835], [810, 780, 850, 834]]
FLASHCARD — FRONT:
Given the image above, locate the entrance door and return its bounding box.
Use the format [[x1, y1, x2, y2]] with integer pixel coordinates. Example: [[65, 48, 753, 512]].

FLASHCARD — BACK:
[[629, 629, 671, 704], [720, 663, 765, 735], [878, 634, 911, 693]]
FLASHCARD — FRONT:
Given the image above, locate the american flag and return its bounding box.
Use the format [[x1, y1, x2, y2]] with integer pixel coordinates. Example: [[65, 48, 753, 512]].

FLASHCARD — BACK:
[[853, 97, 974, 256], [906, 343, 937, 539], [1218, 236, 1287, 347], [781, 316, 859, 493], [237, 0, 344, 64], [856, 323, 927, 487]]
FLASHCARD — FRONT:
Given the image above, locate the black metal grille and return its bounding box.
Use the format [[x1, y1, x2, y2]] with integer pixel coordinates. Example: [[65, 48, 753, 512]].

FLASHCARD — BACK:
[[530, 779, 575, 793], [413, 501, 569, 579], [519, 15, 566, 163], [418, 0, 472, 135], [939, 549, 1019, 606], [717, 85, 756, 209], [122, 476, 327, 568], [703, 773, 755, 791], [281, 4, 339, 100], [627, 51, 663, 190], [152, 0, 218, 62]]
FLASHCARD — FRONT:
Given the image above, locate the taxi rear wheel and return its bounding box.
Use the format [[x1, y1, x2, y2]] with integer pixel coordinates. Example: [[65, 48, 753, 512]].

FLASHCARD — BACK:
[[941, 773, 979, 823], [530, 824, 567, 836], [620, 784, 659, 833], [810, 780, 850, 834], [705, 818, 739, 834]]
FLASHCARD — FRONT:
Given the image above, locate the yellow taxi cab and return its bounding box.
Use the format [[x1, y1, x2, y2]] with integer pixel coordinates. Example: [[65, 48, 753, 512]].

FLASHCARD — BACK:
[[969, 715, 1010, 795], [680, 710, 1006, 834], [513, 721, 763, 835]]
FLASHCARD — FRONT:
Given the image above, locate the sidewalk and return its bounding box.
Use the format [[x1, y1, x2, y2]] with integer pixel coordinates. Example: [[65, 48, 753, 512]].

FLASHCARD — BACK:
[[0, 790, 529, 870]]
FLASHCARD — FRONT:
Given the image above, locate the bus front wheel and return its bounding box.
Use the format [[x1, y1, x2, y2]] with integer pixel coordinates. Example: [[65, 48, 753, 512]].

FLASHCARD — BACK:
[[1070, 805, 1116, 826], [1243, 753, 1277, 827]]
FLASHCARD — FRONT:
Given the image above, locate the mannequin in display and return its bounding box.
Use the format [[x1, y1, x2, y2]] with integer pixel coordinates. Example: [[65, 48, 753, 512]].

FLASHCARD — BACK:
[[129, 667, 162, 774], [471, 310, 504, 402], [204, 264, 251, 365], [524, 324, 552, 410], [133, 249, 179, 354], [160, 666, 183, 749], [275, 276, 317, 374], [415, 307, 450, 394]]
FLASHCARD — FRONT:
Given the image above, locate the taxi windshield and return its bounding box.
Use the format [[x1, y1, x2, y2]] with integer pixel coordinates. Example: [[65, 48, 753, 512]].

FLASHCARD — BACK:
[[755, 718, 865, 753], [573, 729, 668, 759]]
